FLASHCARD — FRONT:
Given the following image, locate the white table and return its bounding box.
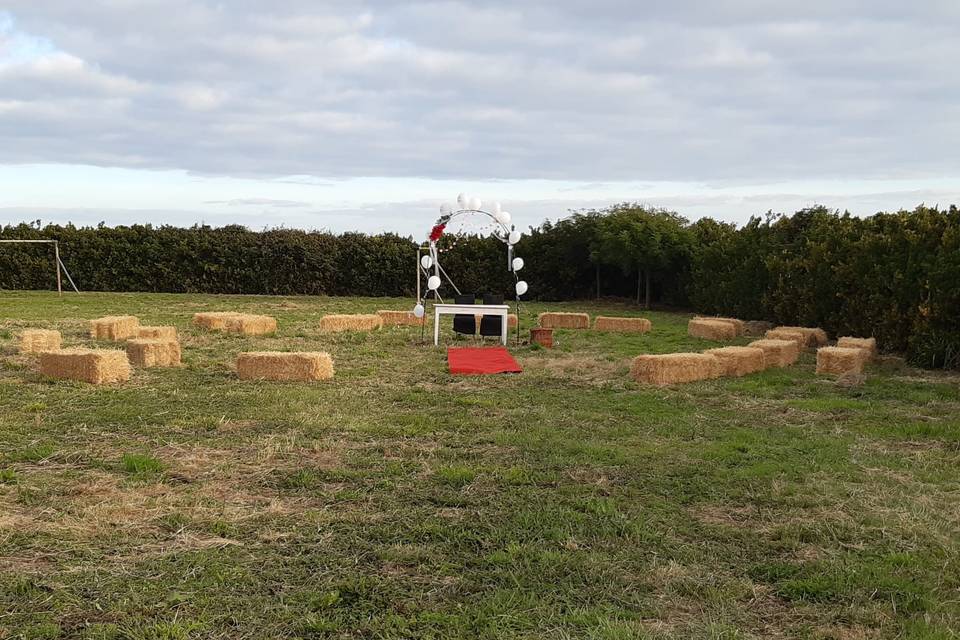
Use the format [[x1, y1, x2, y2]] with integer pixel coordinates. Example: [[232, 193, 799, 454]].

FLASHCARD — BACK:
[[434, 303, 509, 346]]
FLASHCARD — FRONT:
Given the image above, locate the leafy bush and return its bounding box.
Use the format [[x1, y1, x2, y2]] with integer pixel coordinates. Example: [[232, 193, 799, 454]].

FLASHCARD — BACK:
[[3, 204, 959, 368]]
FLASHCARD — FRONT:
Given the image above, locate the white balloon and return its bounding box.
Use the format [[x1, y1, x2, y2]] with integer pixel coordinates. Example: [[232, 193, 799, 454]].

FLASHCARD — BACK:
[[457, 193, 466, 208], [508, 230, 521, 245], [512, 257, 524, 271], [427, 275, 441, 290], [413, 303, 425, 318], [471, 197, 482, 211], [500, 211, 512, 225], [439, 203, 451, 215], [491, 201, 502, 215], [420, 254, 433, 269], [515, 280, 528, 296]]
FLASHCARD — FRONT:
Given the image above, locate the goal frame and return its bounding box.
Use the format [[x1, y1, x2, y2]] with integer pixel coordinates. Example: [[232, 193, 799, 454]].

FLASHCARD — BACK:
[[0, 239, 80, 295]]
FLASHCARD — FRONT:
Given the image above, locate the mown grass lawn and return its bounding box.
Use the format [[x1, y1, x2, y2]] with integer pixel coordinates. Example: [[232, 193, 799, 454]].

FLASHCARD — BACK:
[[1, 291, 959, 639]]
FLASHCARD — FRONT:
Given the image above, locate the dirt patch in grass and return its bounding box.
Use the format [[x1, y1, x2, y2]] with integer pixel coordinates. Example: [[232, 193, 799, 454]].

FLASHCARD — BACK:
[[526, 355, 628, 385]]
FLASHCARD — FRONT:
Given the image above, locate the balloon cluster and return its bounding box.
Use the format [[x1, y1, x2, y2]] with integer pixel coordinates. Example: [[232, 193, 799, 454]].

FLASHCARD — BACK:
[[414, 195, 529, 319]]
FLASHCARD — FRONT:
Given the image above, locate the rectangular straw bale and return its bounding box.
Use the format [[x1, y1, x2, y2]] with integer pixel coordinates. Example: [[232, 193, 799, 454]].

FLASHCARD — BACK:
[[775, 326, 828, 348], [90, 316, 140, 341], [125, 338, 181, 367], [688, 318, 736, 341], [703, 346, 766, 377], [319, 314, 384, 333], [236, 351, 334, 381], [631, 353, 721, 386], [694, 316, 745, 336], [138, 325, 178, 340], [816, 346, 868, 375], [192, 311, 242, 330], [19, 329, 62, 353], [764, 328, 808, 349], [377, 310, 425, 326], [747, 339, 800, 368], [837, 336, 877, 359], [595, 316, 652, 333], [537, 312, 590, 329], [224, 314, 277, 335], [39, 348, 130, 384]]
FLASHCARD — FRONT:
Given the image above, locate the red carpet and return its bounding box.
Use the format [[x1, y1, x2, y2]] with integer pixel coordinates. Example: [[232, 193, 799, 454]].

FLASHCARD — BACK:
[[447, 347, 522, 375]]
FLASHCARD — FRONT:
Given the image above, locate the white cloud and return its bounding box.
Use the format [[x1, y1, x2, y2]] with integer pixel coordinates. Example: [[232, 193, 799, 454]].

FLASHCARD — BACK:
[[0, 2, 957, 233]]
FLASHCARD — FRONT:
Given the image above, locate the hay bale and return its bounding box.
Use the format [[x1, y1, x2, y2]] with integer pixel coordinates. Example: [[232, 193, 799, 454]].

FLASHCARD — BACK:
[[19, 329, 62, 354], [816, 347, 868, 376], [688, 318, 736, 341], [193, 311, 242, 330], [703, 346, 766, 377], [90, 316, 139, 341], [236, 351, 334, 381], [743, 320, 774, 337], [319, 314, 383, 333], [764, 328, 808, 349], [595, 316, 652, 333], [538, 312, 590, 329], [377, 310, 425, 327], [837, 336, 877, 359], [39, 348, 130, 384], [125, 339, 181, 367], [630, 353, 721, 386], [774, 326, 828, 348], [224, 314, 277, 335], [747, 339, 800, 368], [137, 326, 178, 340], [694, 316, 745, 336]]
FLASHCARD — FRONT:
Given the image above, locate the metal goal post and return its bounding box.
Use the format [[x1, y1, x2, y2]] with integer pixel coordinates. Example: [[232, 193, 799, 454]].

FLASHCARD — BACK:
[[0, 239, 80, 295]]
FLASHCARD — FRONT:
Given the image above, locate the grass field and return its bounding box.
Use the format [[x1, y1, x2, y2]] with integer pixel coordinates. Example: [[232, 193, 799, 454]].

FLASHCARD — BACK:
[[2, 291, 959, 639]]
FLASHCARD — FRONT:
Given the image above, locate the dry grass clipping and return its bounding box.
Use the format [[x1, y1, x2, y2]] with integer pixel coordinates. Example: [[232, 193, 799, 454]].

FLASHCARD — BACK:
[[538, 312, 589, 329], [817, 347, 868, 376], [703, 346, 766, 377], [764, 328, 808, 349], [774, 326, 829, 348], [630, 353, 721, 386], [595, 316, 652, 333], [837, 336, 877, 359], [688, 318, 736, 341], [319, 314, 383, 333], [694, 316, 745, 336], [18, 329, 62, 353], [377, 310, 426, 326], [39, 348, 131, 384], [126, 339, 181, 367], [138, 326, 178, 340], [224, 314, 277, 335], [237, 351, 334, 381], [90, 316, 140, 341], [747, 339, 800, 368], [193, 311, 242, 330]]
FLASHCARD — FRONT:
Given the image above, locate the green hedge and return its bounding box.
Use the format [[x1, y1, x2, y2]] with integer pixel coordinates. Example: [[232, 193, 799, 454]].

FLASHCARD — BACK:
[[3, 204, 959, 368], [687, 206, 960, 369]]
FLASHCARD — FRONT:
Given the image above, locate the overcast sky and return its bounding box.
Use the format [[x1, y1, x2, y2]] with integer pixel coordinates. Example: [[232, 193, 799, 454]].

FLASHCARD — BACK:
[[2, 1, 958, 237]]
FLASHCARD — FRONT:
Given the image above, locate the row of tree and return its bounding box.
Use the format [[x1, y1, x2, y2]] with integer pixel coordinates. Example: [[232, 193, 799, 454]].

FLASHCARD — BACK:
[[2, 204, 958, 368]]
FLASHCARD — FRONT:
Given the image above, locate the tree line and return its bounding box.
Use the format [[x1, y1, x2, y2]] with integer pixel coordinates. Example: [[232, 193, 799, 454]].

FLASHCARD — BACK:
[[2, 203, 958, 368]]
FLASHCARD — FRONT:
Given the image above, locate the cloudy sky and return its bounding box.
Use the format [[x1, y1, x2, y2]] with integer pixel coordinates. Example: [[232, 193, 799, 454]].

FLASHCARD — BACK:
[[2, 1, 958, 237]]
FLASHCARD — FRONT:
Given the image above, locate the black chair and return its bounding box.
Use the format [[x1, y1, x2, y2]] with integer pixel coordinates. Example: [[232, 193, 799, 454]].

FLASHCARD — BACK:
[[479, 293, 504, 337], [453, 294, 476, 336]]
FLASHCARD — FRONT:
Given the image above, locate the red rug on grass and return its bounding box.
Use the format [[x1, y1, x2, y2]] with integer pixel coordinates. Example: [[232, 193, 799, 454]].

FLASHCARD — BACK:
[[447, 347, 522, 375]]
